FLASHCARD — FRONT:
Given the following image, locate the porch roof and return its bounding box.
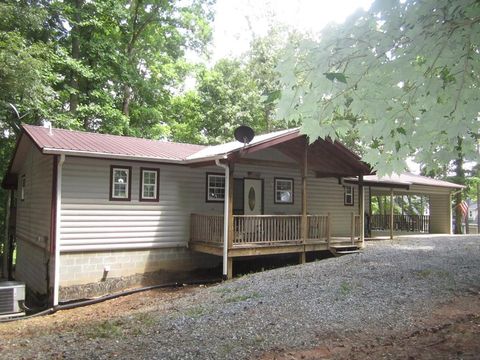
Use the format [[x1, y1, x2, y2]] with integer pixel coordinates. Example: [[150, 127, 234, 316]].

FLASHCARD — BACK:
[[345, 173, 464, 190]]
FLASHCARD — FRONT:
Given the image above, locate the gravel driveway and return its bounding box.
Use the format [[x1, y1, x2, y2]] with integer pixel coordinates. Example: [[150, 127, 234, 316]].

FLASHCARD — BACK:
[[1, 235, 479, 359]]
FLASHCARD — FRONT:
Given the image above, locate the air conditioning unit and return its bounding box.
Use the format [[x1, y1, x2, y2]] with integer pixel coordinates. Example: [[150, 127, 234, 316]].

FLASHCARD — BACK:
[[0, 281, 26, 318]]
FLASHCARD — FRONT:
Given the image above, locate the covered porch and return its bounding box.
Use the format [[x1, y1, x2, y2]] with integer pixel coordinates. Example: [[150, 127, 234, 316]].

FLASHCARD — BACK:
[[190, 212, 362, 257], [345, 173, 462, 238], [186, 129, 371, 279]]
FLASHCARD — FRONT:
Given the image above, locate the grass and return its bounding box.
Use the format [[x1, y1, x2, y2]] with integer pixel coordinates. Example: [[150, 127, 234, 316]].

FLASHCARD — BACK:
[[224, 292, 261, 303], [416, 269, 433, 278], [133, 312, 156, 327], [339, 281, 352, 296], [415, 268, 456, 292], [212, 285, 246, 295], [85, 320, 123, 339], [184, 306, 209, 319]]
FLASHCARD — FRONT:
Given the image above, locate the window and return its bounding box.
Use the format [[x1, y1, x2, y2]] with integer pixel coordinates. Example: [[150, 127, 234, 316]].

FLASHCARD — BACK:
[[140, 168, 159, 202], [110, 166, 131, 201], [344, 186, 354, 206], [20, 175, 26, 201], [274, 178, 294, 204], [206, 173, 225, 202]]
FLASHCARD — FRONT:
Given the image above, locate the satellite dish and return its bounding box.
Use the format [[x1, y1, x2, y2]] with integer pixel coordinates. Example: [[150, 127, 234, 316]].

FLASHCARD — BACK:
[[234, 125, 255, 146]]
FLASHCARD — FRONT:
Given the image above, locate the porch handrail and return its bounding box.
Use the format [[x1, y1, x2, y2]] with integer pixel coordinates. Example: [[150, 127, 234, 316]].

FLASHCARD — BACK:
[[191, 213, 332, 247], [233, 215, 302, 245], [190, 213, 224, 244], [370, 214, 430, 233]]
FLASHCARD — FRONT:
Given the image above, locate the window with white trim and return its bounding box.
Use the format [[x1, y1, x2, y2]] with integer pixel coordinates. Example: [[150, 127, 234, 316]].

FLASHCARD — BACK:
[[274, 178, 294, 204], [140, 168, 159, 201], [110, 166, 131, 200], [206, 173, 225, 202], [20, 175, 26, 201], [344, 185, 354, 206]]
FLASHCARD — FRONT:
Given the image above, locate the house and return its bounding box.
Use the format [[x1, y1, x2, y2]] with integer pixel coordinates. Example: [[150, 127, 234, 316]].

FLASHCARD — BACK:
[[467, 200, 478, 234], [1, 125, 463, 306]]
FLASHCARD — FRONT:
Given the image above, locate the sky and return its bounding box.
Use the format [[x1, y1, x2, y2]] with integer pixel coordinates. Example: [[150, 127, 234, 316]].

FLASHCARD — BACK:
[[209, 0, 374, 61], [205, 0, 427, 174]]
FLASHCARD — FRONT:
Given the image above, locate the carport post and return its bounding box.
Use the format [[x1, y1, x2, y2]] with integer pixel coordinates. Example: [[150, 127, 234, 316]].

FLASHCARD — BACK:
[[390, 188, 394, 239], [300, 138, 308, 264], [359, 175, 364, 246]]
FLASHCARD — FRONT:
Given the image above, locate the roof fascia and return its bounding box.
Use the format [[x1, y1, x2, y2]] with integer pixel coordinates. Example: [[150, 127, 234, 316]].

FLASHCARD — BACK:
[[42, 148, 228, 165], [1, 130, 27, 189], [227, 130, 300, 159], [344, 178, 411, 190]]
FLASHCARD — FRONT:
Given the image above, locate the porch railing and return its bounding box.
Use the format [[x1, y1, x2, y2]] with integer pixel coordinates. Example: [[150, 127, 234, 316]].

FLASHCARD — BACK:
[[352, 214, 361, 242], [370, 214, 430, 233], [190, 213, 224, 244], [234, 215, 302, 245], [191, 213, 332, 247], [307, 214, 330, 242]]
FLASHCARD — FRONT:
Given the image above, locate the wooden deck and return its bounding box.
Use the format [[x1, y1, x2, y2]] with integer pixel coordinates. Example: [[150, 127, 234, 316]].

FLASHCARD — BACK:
[[189, 213, 362, 258]]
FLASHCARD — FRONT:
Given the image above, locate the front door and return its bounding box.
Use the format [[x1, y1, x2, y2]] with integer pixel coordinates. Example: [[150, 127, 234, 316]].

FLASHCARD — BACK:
[[244, 179, 263, 215]]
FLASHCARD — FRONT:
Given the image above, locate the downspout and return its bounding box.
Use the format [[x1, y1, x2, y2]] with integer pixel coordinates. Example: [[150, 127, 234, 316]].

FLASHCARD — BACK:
[[215, 158, 229, 279], [2, 191, 11, 279], [53, 154, 65, 306]]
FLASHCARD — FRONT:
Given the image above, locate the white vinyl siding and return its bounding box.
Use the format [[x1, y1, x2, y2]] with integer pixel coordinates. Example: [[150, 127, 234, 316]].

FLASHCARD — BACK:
[[59, 150, 366, 252], [308, 177, 361, 237], [15, 141, 53, 295], [60, 157, 223, 252], [429, 193, 451, 234]]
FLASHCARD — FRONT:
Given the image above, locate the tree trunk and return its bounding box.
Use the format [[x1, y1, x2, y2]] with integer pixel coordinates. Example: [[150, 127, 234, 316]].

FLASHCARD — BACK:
[[454, 138, 465, 234], [377, 195, 383, 215], [477, 182, 480, 234], [69, 0, 83, 115], [122, 85, 131, 117]]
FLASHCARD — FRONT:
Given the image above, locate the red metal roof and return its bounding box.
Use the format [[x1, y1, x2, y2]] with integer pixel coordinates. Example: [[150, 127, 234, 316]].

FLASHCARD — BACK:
[[346, 173, 464, 189], [23, 125, 205, 161]]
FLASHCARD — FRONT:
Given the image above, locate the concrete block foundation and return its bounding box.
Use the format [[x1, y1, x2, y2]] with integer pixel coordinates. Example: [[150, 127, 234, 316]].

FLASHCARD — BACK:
[[59, 247, 220, 300]]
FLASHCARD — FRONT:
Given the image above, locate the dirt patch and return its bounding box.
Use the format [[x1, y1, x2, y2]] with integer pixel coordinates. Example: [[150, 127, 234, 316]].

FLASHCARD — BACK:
[[259, 294, 480, 359], [0, 285, 202, 341]]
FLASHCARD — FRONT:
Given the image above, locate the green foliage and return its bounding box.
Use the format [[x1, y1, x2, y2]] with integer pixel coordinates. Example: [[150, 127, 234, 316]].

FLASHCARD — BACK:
[[0, 0, 215, 263], [465, 176, 480, 202], [85, 320, 123, 339], [168, 27, 296, 145], [277, 0, 480, 175]]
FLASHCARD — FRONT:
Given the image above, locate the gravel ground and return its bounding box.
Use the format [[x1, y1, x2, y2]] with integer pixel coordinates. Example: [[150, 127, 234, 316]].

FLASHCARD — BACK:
[[1, 235, 479, 359]]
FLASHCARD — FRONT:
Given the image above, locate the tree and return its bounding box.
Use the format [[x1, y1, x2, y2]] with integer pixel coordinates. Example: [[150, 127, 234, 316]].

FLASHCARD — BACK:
[[277, 0, 479, 176], [0, 0, 215, 269]]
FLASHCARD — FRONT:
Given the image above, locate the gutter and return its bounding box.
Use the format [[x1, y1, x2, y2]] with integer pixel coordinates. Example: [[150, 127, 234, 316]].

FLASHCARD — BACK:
[[42, 148, 228, 166], [215, 158, 229, 279], [53, 154, 65, 306]]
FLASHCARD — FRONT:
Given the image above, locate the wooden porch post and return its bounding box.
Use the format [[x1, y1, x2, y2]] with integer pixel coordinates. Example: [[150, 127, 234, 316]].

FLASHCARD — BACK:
[[227, 163, 235, 279], [359, 175, 365, 247], [300, 137, 308, 264], [390, 188, 394, 239]]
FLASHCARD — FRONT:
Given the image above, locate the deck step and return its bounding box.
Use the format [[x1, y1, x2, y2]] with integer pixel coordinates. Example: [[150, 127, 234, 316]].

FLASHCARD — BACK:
[[329, 245, 361, 257], [329, 244, 359, 249], [335, 250, 361, 254]]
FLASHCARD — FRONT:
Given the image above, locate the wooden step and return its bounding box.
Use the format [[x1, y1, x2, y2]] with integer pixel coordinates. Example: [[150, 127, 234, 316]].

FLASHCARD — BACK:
[[335, 250, 361, 254], [329, 244, 359, 249], [328, 245, 361, 256]]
